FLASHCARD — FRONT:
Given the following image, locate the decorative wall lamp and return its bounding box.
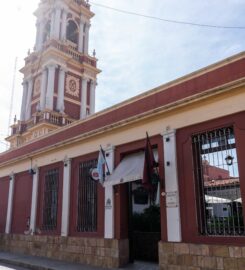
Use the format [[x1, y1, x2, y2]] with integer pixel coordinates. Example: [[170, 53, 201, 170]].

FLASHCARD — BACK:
[[63, 156, 71, 167], [29, 158, 36, 175], [225, 155, 234, 166], [29, 168, 36, 175]]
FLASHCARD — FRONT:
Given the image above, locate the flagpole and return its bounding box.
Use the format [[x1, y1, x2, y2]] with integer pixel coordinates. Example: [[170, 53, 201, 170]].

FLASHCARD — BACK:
[[100, 145, 111, 175]]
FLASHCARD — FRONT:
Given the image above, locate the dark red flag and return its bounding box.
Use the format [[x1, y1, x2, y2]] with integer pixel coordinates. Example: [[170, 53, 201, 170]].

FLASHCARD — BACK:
[[142, 133, 158, 190]]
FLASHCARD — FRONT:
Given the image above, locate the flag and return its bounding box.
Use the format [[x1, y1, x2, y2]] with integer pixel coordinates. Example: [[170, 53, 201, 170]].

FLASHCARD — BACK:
[[143, 133, 159, 190], [97, 147, 106, 184]]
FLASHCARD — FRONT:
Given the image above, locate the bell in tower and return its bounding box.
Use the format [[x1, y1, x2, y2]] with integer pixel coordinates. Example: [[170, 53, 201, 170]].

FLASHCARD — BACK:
[[6, 0, 101, 149]]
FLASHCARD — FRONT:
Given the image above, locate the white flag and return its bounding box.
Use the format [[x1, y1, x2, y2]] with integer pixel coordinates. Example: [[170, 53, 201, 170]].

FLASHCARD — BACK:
[[97, 148, 106, 183]]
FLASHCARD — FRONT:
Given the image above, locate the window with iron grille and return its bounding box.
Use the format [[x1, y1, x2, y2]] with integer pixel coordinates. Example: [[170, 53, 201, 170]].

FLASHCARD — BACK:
[[77, 159, 98, 232], [192, 126, 244, 236], [42, 168, 59, 231]]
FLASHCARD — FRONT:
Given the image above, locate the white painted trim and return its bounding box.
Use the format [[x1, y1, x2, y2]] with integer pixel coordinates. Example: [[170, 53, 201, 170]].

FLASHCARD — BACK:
[[57, 68, 66, 112], [84, 23, 90, 55], [163, 130, 182, 242], [80, 78, 88, 119], [40, 69, 48, 110], [20, 82, 28, 121], [54, 8, 62, 39], [90, 80, 96, 114], [78, 20, 85, 53], [61, 158, 71, 237], [30, 168, 39, 235], [50, 11, 55, 39], [35, 22, 40, 51], [61, 10, 67, 40], [104, 145, 115, 239], [46, 65, 56, 110], [5, 174, 15, 234], [25, 79, 33, 121]]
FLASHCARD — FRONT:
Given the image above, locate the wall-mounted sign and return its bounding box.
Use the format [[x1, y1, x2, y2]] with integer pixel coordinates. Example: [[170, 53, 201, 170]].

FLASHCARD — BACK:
[[105, 198, 112, 209], [90, 168, 99, 181], [166, 191, 179, 208]]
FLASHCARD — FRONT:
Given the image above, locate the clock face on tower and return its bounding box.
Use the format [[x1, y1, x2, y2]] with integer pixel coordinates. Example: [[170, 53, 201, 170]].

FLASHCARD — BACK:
[[65, 75, 80, 98]]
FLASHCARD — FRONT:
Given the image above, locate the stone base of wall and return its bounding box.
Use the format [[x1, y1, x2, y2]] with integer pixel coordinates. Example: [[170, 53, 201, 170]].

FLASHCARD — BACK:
[[0, 234, 129, 268], [159, 242, 245, 270]]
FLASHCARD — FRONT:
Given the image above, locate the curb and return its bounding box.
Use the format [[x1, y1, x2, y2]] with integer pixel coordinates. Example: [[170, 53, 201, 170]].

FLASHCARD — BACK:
[[0, 258, 55, 270]]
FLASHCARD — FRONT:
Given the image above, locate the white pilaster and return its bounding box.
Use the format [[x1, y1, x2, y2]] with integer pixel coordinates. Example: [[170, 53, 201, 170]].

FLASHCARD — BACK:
[[25, 79, 33, 121], [163, 130, 182, 242], [80, 77, 88, 119], [30, 168, 39, 235], [90, 80, 96, 114], [84, 23, 90, 54], [5, 173, 15, 234], [61, 158, 71, 237], [50, 10, 55, 38], [20, 81, 28, 121], [57, 68, 66, 112], [38, 21, 45, 50], [78, 20, 85, 53], [104, 145, 115, 239], [46, 65, 56, 110], [35, 21, 40, 50], [40, 68, 48, 110], [61, 10, 67, 40], [54, 8, 61, 39]]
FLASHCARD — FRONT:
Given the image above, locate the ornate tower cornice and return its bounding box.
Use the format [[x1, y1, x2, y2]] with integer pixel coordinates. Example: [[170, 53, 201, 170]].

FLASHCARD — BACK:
[[6, 0, 101, 149]]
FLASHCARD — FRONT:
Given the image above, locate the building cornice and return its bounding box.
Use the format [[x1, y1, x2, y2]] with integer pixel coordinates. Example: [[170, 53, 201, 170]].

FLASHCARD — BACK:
[[1, 52, 245, 167], [0, 76, 244, 168]]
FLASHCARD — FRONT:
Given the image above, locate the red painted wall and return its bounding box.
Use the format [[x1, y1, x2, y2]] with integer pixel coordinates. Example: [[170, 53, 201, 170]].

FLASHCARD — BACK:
[[36, 162, 63, 235], [0, 177, 9, 233], [54, 68, 59, 95], [11, 172, 33, 234], [87, 81, 90, 106], [177, 111, 245, 245], [64, 100, 80, 119], [31, 103, 38, 116], [1, 57, 245, 165], [70, 152, 105, 237]]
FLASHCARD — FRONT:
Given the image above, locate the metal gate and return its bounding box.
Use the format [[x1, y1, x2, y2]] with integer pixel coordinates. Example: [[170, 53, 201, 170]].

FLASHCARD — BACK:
[[129, 182, 161, 262]]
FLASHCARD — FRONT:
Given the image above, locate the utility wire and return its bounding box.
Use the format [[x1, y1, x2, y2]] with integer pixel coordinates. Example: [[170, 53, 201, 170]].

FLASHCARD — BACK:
[[90, 1, 245, 30]]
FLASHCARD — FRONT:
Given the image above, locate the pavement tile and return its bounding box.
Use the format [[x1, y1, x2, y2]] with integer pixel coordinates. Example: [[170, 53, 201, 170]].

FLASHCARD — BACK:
[[0, 252, 159, 270]]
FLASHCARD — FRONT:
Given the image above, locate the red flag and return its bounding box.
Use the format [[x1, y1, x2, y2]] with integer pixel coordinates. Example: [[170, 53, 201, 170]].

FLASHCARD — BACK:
[[143, 133, 158, 189]]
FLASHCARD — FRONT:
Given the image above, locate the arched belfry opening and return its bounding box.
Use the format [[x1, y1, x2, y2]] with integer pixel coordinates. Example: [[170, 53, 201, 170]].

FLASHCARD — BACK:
[[66, 20, 79, 45]]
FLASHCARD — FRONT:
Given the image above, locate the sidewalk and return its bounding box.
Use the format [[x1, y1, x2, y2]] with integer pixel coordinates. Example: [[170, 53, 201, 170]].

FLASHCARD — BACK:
[[0, 252, 159, 270]]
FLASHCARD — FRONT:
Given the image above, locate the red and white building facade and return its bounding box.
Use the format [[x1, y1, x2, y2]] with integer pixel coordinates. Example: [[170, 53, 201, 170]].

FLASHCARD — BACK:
[[0, 1, 245, 269]]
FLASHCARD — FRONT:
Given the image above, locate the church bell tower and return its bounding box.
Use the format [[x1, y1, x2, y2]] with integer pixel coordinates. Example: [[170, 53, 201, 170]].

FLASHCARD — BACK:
[[7, 0, 100, 149]]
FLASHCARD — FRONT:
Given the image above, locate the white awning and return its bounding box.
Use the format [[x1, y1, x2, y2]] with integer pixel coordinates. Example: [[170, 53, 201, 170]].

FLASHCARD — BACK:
[[234, 198, 242, 203], [104, 151, 145, 187], [205, 195, 231, 204]]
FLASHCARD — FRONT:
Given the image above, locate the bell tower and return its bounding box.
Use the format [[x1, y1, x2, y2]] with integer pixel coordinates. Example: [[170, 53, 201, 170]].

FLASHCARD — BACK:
[[7, 0, 100, 149]]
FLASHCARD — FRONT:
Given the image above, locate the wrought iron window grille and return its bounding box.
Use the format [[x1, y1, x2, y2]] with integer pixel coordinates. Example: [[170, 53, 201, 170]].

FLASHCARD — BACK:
[[42, 168, 59, 231], [77, 159, 98, 232], [192, 126, 244, 236]]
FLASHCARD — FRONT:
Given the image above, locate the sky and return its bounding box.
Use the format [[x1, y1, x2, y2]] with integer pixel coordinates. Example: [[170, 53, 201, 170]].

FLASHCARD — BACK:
[[0, 0, 244, 152]]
